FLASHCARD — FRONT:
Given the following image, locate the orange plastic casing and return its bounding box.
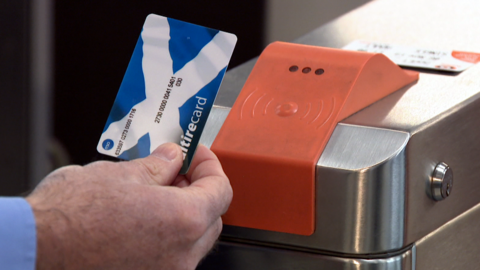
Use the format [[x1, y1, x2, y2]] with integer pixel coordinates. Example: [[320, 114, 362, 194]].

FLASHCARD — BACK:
[[211, 42, 418, 236]]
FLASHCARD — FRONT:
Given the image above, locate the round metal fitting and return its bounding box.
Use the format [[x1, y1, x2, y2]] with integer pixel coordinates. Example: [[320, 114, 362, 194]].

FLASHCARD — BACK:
[[430, 162, 453, 201]]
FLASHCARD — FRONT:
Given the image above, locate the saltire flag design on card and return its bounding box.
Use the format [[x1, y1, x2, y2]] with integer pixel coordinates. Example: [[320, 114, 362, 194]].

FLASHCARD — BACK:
[[97, 14, 237, 173]]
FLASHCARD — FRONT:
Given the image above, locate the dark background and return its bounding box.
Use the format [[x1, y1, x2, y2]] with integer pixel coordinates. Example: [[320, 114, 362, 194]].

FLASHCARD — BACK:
[[0, 0, 265, 195], [0, 1, 30, 194], [54, 0, 265, 166]]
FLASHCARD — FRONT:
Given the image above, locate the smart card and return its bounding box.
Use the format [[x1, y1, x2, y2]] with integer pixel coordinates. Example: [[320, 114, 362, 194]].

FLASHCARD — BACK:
[[97, 14, 237, 173]]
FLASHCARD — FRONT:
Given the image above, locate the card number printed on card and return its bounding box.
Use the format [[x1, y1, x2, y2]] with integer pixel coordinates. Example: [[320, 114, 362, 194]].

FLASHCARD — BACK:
[[97, 14, 237, 173]]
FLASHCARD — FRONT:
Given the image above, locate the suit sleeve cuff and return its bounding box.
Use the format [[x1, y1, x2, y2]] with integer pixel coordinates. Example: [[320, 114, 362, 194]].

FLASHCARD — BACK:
[[0, 197, 37, 270]]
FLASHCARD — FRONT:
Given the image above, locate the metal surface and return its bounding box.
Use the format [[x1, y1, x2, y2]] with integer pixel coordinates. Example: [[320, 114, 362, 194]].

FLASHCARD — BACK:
[[215, 58, 256, 108], [215, 0, 480, 109], [345, 81, 480, 248], [430, 162, 453, 201], [198, 242, 416, 270], [201, 0, 480, 257], [199, 199, 480, 269], [216, 123, 410, 254], [416, 198, 480, 270], [202, 116, 410, 253], [199, 106, 230, 148]]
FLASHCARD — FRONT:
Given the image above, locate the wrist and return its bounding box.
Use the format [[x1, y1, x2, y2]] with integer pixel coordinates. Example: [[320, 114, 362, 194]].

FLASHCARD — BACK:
[[27, 200, 69, 270]]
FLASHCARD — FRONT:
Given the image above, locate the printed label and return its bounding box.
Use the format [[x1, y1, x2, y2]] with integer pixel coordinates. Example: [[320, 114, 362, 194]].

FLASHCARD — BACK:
[[343, 40, 480, 72], [97, 14, 237, 173]]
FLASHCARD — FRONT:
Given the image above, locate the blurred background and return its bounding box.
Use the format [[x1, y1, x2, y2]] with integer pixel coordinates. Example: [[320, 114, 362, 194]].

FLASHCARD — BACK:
[[0, 0, 369, 195]]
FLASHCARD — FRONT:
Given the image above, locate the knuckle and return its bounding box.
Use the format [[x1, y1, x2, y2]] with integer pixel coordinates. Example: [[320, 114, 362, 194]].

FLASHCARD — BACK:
[[213, 218, 223, 238], [53, 164, 84, 175], [208, 176, 233, 215], [134, 159, 165, 182], [204, 191, 220, 217], [225, 178, 233, 204]]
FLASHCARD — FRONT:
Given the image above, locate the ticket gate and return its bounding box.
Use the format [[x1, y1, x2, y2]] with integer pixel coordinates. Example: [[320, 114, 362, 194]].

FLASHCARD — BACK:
[[197, 0, 480, 269]]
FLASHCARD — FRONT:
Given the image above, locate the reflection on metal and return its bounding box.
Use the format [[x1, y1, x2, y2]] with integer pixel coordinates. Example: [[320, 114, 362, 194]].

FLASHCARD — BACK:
[[318, 124, 410, 171], [199, 106, 230, 148], [416, 199, 480, 269], [198, 241, 416, 270], [429, 162, 453, 201], [220, 124, 408, 254], [201, 0, 480, 268], [215, 58, 256, 108]]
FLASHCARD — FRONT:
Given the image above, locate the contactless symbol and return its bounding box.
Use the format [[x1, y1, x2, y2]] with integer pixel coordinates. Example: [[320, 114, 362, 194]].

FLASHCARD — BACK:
[[299, 98, 336, 129], [102, 139, 114, 150], [275, 102, 298, 117], [238, 89, 336, 130]]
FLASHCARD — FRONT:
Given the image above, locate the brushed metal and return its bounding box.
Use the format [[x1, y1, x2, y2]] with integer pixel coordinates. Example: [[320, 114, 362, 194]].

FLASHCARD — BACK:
[[199, 106, 230, 148], [197, 241, 416, 270], [203, 0, 480, 257], [415, 201, 480, 270], [220, 124, 410, 254], [318, 124, 410, 170], [215, 59, 256, 108], [216, 0, 480, 109], [295, 0, 480, 52]]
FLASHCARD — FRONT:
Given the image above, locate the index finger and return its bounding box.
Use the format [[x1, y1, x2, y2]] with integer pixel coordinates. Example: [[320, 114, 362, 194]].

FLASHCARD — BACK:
[[183, 144, 232, 221]]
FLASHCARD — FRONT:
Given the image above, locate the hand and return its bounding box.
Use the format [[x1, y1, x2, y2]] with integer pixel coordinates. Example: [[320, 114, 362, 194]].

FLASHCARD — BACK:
[[26, 143, 232, 270]]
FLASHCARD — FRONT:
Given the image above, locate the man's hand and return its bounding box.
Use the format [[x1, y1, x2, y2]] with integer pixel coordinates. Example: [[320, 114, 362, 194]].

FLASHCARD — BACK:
[[26, 143, 232, 270]]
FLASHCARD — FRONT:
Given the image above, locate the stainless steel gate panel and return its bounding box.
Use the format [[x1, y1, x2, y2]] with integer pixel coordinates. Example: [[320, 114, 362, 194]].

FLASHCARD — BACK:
[[197, 0, 480, 268], [199, 242, 415, 270]]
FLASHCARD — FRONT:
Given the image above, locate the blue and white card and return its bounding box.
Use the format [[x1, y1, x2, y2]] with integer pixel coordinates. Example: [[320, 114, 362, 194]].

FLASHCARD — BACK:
[[97, 14, 237, 173]]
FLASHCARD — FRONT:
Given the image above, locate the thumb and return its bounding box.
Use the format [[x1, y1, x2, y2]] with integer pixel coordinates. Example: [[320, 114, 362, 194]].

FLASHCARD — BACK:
[[131, 142, 183, 186]]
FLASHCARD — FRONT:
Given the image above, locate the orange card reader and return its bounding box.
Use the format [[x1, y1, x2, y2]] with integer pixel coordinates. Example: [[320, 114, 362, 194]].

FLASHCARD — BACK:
[[211, 41, 418, 236]]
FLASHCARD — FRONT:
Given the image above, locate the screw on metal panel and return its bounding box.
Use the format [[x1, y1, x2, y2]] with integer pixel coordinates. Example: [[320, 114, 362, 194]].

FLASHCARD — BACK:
[[430, 162, 453, 201]]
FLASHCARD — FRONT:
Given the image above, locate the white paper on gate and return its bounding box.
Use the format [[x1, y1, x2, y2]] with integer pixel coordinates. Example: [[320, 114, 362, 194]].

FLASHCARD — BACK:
[[343, 40, 480, 72]]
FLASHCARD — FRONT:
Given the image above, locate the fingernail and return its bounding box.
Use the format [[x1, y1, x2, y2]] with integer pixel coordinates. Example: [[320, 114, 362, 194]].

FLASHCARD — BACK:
[[154, 143, 178, 161]]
